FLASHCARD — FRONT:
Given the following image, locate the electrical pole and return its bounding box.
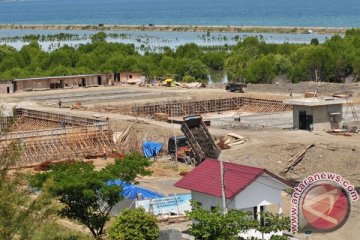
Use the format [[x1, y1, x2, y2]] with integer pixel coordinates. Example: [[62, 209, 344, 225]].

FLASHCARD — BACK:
[[220, 158, 227, 215], [170, 109, 178, 170]]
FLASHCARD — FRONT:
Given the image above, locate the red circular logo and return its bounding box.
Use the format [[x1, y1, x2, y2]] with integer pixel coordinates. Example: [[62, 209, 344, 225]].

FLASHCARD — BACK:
[[301, 183, 350, 231]]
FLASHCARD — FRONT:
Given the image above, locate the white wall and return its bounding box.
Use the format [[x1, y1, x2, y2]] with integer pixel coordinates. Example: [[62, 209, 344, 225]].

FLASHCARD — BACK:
[[190, 173, 288, 240], [191, 173, 287, 211], [233, 173, 284, 209]]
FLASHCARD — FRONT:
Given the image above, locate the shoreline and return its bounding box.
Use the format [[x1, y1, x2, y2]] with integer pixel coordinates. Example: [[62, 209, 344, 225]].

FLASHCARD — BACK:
[[0, 24, 351, 35]]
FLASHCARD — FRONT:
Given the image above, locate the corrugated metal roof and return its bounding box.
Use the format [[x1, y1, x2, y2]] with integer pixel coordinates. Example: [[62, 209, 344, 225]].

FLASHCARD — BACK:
[[175, 158, 291, 199]]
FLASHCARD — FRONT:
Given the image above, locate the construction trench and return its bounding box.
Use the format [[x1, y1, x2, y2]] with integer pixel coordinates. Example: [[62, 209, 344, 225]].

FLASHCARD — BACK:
[[95, 96, 292, 117]]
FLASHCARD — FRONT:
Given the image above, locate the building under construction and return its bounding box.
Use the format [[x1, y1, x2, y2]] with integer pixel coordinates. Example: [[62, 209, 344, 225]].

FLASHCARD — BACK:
[[130, 96, 292, 117], [0, 108, 115, 167]]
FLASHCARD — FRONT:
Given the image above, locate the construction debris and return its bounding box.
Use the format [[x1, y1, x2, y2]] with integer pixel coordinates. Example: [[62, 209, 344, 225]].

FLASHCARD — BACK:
[[326, 129, 353, 136], [183, 82, 206, 88], [113, 124, 133, 146], [217, 133, 246, 149], [285, 144, 315, 173], [304, 92, 319, 98], [154, 113, 169, 121]]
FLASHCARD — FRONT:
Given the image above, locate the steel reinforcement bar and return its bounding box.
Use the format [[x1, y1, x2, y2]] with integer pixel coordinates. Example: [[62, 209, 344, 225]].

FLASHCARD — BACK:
[[0, 126, 114, 166], [15, 108, 104, 126], [131, 97, 292, 117]]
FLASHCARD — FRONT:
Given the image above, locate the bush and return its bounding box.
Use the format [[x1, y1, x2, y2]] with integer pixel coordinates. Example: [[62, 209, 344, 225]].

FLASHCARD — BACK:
[[182, 75, 196, 83], [109, 208, 159, 240]]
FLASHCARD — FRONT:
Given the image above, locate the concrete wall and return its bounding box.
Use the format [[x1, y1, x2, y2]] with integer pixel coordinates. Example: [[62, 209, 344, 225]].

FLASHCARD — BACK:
[[0, 82, 13, 94], [13, 74, 112, 92], [191, 174, 284, 211], [233, 174, 283, 209], [293, 104, 343, 131], [191, 174, 286, 240], [119, 72, 141, 83]]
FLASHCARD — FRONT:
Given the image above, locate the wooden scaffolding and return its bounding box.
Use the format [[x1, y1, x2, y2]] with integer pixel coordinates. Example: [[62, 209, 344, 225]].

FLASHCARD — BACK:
[[0, 108, 115, 167], [131, 96, 292, 117]]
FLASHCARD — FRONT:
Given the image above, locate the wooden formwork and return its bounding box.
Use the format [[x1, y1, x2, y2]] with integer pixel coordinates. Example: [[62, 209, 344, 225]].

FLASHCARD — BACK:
[[131, 97, 292, 117], [15, 108, 103, 126], [0, 125, 114, 166], [0, 108, 115, 167]]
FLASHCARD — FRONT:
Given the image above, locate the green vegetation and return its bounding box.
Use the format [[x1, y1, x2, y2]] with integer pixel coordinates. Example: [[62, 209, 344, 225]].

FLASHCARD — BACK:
[[30, 153, 153, 239], [0, 142, 71, 239], [186, 204, 290, 240], [1, 29, 360, 83], [30, 221, 92, 240], [186, 205, 257, 240], [109, 208, 159, 240]]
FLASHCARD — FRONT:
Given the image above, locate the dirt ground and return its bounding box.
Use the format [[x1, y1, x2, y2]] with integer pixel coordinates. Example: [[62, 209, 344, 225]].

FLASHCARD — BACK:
[[2, 82, 360, 239]]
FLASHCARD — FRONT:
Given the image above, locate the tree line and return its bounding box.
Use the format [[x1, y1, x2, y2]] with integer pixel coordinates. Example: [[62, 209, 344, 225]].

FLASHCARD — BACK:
[[1, 30, 360, 83]]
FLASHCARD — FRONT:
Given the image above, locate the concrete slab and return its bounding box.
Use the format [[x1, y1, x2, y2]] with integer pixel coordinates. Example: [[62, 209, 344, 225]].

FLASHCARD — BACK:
[[283, 97, 349, 106]]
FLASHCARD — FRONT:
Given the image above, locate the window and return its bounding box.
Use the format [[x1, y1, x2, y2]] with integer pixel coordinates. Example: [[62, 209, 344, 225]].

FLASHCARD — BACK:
[[253, 207, 257, 220], [211, 206, 216, 212]]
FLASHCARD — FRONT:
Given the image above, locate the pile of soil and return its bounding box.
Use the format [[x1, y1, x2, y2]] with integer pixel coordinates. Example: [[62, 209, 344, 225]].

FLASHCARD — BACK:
[[191, 126, 218, 158]]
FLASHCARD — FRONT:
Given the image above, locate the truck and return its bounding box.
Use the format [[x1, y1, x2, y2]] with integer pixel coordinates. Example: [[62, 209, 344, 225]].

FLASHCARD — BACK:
[[180, 115, 221, 165], [167, 135, 195, 165]]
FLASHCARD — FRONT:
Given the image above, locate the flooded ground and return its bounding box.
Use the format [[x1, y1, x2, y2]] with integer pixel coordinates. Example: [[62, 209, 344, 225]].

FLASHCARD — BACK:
[[0, 29, 336, 53]]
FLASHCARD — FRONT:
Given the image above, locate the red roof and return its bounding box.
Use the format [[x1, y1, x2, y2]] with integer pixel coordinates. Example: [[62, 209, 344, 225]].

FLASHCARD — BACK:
[[175, 159, 291, 199]]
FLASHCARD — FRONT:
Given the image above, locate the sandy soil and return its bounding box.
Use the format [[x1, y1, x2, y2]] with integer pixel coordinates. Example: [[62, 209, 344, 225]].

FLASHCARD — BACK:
[[2, 82, 360, 239]]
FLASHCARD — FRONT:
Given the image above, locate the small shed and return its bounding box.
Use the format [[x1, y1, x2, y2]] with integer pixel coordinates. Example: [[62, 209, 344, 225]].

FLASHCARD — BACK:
[[119, 72, 142, 84], [175, 159, 291, 240], [283, 97, 348, 131], [0, 81, 14, 94]]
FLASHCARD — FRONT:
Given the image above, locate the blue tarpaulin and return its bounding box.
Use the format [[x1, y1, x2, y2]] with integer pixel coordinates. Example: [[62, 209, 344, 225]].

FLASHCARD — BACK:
[[142, 141, 162, 158], [108, 179, 164, 200]]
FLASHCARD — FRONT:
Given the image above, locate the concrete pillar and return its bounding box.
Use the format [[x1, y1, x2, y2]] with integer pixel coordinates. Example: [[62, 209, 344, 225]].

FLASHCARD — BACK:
[[278, 201, 283, 215], [257, 205, 261, 222]]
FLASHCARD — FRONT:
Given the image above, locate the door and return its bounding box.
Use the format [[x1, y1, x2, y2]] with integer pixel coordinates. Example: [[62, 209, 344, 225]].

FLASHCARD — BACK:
[[60, 80, 65, 88], [299, 111, 307, 130], [82, 78, 86, 87], [97, 76, 102, 85]]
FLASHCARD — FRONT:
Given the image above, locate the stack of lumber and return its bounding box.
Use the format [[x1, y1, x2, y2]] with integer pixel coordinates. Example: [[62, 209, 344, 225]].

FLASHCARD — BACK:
[[285, 144, 315, 173], [217, 133, 246, 149]]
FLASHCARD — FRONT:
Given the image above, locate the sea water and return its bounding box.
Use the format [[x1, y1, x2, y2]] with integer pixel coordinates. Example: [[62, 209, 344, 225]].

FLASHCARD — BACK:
[[0, 0, 359, 27]]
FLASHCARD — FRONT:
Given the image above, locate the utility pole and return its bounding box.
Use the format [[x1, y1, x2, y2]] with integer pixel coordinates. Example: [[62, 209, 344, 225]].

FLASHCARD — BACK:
[[170, 109, 178, 170], [220, 158, 227, 215]]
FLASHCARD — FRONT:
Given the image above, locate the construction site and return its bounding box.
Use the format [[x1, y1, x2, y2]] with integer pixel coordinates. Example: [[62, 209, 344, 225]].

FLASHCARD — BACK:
[[1, 81, 360, 239]]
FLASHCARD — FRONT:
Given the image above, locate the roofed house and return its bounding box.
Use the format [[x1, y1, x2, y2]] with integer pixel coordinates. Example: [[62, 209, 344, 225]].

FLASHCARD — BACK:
[[175, 159, 291, 240]]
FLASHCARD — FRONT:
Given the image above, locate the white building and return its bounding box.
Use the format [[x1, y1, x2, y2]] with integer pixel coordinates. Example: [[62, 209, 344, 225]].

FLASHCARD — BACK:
[[175, 159, 292, 240]]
